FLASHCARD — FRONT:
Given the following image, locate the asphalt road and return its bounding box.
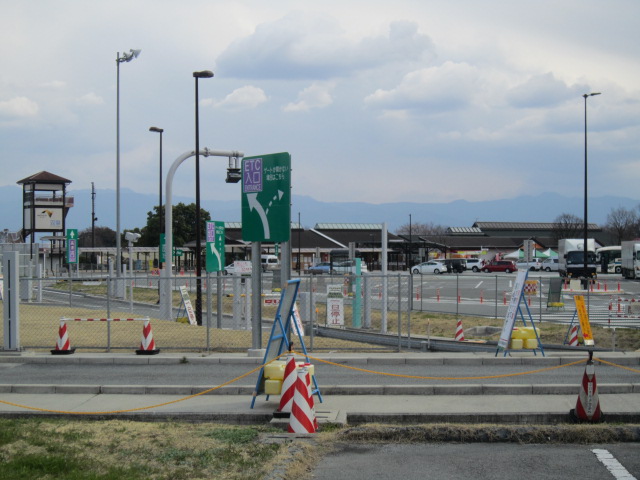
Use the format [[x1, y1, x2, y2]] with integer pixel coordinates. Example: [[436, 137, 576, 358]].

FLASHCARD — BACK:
[[311, 443, 640, 480], [0, 361, 635, 387]]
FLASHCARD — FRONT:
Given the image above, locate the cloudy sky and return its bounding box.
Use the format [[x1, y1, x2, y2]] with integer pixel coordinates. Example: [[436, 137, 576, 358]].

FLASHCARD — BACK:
[[2, 0, 639, 210]]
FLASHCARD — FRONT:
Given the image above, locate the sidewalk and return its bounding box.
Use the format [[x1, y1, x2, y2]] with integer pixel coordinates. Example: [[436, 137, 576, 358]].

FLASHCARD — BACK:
[[0, 351, 639, 425]]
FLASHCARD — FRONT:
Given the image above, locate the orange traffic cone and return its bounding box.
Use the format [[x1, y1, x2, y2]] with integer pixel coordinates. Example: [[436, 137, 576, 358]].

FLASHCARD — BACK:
[[570, 357, 602, 422], [135, 319, 160, 355], [287, 369, 316, 433], [455, 319, 465, 342], [51, 321, 75, 355], [278, 354, 297, 414]]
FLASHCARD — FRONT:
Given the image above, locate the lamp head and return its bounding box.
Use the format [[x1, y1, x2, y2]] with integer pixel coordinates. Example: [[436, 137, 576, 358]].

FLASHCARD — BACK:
[[149, 126, 164, 133], [124, 231, 141, 243], [193, 70, 214, 78]]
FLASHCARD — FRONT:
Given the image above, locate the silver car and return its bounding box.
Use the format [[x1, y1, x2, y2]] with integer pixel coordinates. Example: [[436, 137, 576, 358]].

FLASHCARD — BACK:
[[541, 258, 559, 272]]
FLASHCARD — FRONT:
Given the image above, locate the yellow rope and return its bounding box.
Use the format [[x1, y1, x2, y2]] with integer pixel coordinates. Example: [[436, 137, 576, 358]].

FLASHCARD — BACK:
[[594, 357, 640, 374], [300, 352, 589, 380], [0, 352, 636, 415], [0, 352, 288, 415]]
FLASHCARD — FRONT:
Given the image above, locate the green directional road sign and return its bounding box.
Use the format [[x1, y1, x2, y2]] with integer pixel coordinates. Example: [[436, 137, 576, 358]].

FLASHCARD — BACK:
[[241, 152, 291, 242], [159, 233, 166, 263], [206, 221, 225, 272], [66, 229, 78, 264]]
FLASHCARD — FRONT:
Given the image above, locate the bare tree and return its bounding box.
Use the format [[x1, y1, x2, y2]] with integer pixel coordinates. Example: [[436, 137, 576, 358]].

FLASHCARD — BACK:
[[396, 221, 447, 236], [604, 206, 639, 243], [552, 213, 584, 241]]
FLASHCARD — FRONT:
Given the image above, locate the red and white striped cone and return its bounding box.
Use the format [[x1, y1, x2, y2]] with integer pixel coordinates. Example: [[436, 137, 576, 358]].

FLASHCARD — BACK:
[[277, 354, 297, 414], [568, 325, 579, 347], [455, 319, 465, 342], [287, 370, 316, 434], [570, 361, 603, 422], [303, 367, 319, 431], [51, 321, 75, 355], [135, 319, 160, 355]]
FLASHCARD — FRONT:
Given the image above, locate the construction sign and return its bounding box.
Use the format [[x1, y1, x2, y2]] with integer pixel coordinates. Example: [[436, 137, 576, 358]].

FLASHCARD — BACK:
[[574, 295, 595, 347]]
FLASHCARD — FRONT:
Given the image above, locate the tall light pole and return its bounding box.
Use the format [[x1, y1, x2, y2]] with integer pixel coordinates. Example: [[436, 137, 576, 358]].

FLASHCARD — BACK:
[[193, 70, 214, 326], [583, 92, 601, 282], [116, 49, 141, 280], [149, 126, 164, 268]]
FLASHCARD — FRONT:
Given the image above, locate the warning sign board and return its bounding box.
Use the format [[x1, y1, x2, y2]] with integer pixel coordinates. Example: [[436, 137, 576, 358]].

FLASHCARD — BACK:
[[574, 295, 594, 347]]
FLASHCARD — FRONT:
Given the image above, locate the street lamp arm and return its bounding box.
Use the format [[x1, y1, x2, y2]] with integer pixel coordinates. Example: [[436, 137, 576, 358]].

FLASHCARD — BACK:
[[161, 148, 244, 320]]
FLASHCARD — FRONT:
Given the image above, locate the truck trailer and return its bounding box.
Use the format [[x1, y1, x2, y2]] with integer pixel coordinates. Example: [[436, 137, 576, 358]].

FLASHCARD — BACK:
[[621, 241, 640, 279], [558, 238, 597, 278]]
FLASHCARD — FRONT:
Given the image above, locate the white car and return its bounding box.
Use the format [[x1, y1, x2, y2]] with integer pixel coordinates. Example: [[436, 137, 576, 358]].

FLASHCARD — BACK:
[[541, 258, 559, 272], [465, 259, 484, 272], [411, 261, 446, 275], [515, 258, 543, 271]]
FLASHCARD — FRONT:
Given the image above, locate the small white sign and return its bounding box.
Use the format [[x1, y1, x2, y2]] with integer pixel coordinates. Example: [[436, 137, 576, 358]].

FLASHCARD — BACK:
[[327, 284, 344, 327], [498, 270, 528, 349], [179, 286, 197, 325]]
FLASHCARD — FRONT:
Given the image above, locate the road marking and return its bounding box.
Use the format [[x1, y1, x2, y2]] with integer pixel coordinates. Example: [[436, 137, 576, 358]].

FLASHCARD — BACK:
[[592, 449, 637, 480], [474, 281, 483, 289]]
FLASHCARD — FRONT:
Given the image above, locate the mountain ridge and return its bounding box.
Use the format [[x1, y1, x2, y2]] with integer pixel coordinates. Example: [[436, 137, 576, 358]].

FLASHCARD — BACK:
[[1, 185, 637, 233]]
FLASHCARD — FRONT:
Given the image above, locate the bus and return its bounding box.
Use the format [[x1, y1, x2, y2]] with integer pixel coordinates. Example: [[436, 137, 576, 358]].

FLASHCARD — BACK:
[[595, 246, 622, 274]]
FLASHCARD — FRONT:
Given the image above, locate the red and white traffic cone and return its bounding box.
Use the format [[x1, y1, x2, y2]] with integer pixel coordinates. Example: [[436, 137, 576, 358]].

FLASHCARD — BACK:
[[51, 321, 75, 355], [277, 354, 297, 414], [136, 319, 160, 355], [455, 319, 465, 342], [288, 369, 316, 434], [570, 356, 603, 422], [568, 325, 579, 347], [303, 366, 319, 431]]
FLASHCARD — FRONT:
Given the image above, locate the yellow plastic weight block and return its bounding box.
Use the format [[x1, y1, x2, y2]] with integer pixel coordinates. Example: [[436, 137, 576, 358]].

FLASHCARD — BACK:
[[509, 338, 523, 350], [264, 361, 286, 380], [524, 339, 539, 349], [297, 362, 314, 377], [265, 379, 282, 395]]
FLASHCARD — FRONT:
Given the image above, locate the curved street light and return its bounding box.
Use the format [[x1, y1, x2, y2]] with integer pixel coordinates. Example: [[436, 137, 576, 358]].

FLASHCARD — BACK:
[[149, 127, 164, 268], [115, 49, 141, 284]]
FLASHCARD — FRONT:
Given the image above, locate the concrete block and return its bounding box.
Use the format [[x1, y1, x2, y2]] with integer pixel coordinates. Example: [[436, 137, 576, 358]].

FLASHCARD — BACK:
[[532, 384, 575, 395], [383, 385, 434, 395], [12, 385, 56, 394], [100, 385, 146, 395], [432, 385, 482, 395], [482, 384, 532, 395], [54, 385, 101, 394]]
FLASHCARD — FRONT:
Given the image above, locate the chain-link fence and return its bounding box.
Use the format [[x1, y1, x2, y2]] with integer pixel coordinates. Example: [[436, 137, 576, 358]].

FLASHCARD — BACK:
[[2, 271, 639, 353]]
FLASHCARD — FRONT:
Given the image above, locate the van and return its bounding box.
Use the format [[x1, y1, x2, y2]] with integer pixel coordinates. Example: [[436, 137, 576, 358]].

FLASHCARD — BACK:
[[261, 255, 280, 272]]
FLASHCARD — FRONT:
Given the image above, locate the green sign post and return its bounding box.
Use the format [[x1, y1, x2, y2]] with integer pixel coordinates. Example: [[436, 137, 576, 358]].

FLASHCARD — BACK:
[[159, 233, 165, 263], [66, 229, 78, 264], [206, 221, 225, 272], [241, 152, 291, 242]]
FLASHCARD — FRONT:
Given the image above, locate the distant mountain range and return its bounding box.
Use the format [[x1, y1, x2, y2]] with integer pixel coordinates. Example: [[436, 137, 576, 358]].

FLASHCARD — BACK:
[[1, 185, 637, 234]]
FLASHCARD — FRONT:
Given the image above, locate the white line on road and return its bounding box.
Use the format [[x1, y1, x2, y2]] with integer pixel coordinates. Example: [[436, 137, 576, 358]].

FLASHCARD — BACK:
[[474, 281, 483, 289], [592, 449, 637, 480]]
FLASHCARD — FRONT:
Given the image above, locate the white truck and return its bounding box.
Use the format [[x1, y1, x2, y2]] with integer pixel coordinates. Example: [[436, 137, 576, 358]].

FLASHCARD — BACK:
[[621, 241, 640, 279], [558, 238, 597, 278]]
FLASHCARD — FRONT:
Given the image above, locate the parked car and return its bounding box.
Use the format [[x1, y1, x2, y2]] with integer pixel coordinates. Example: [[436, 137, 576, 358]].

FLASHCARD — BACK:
[[332, 259, 369, 274], [515, 258, 543, 271], [223, 261, 252, 275], [482, 260, 518, 273], [465, 258, 484, 272], [411, 261, 446, 275], [541, 258, 559, 272], [308, 262, 332, 275]]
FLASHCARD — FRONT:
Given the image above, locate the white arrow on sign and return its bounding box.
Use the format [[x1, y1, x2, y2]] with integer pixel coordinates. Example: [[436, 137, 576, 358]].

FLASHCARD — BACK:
[[247, 192, 270, 239], [210, 242, 221, 270], [69, 230, 76, 239]]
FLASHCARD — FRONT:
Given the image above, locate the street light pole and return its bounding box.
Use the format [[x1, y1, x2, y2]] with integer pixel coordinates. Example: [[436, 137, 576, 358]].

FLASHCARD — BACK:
[[149, 127, 164, 268], [583, 92, 601, 282], [193, 70, 214, 326], [115, 49, 141, 282]]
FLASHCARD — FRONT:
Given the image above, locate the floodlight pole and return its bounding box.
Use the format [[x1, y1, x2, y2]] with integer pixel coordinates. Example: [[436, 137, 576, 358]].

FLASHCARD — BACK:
[[583, 92, 601, 283]]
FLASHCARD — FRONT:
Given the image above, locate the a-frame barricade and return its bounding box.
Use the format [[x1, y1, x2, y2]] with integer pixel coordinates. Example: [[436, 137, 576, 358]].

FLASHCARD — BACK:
[[250, 279, 322, 408], [496, 270, 545, 357]]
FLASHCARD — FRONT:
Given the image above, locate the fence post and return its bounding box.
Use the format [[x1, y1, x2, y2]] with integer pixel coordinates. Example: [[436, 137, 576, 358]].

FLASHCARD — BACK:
[[397, 273, 402, 352]]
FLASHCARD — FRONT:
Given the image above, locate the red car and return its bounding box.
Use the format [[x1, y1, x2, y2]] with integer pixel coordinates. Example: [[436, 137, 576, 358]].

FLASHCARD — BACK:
[[482, 260, 518, 273]]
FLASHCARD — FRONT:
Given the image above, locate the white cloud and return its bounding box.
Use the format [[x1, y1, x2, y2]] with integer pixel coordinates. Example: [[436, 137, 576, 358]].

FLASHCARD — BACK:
[[283, 82, 334, 112], [76, 92, 104, 106], [217, 14, 435, 80], [0, 97, 38, 118], [204, 85, 268, 111], [364, 61, 480, 112]]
